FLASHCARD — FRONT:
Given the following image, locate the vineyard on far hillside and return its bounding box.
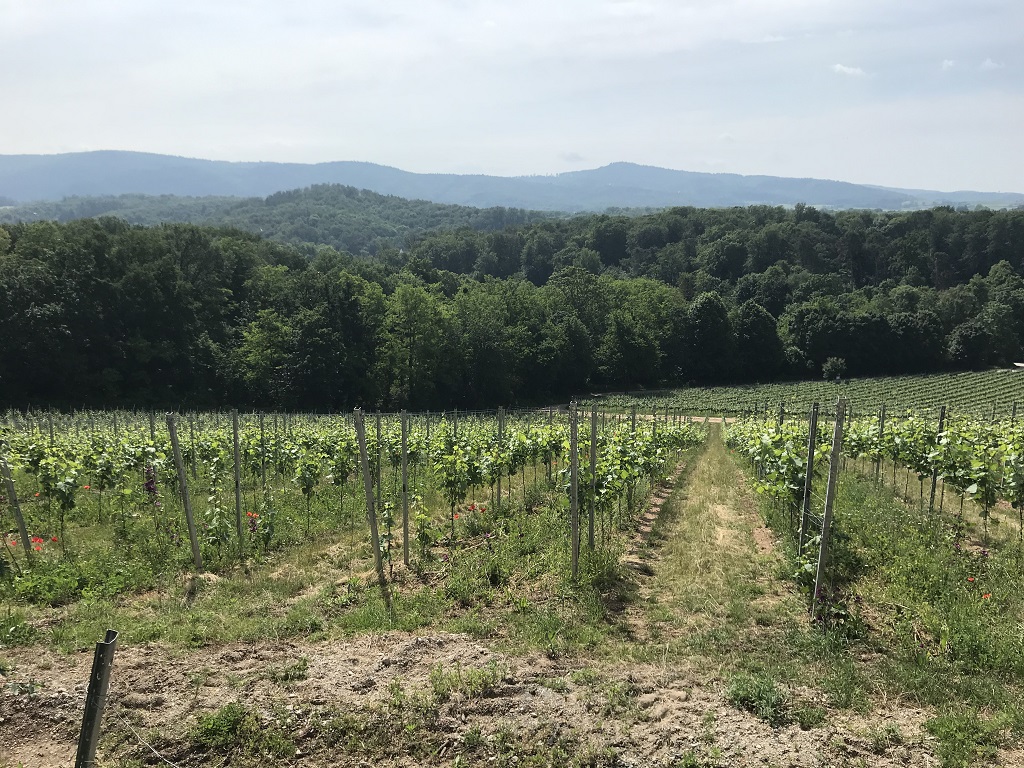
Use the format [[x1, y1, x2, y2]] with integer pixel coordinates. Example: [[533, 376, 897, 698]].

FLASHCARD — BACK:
[[589, 368, 1024, 418]]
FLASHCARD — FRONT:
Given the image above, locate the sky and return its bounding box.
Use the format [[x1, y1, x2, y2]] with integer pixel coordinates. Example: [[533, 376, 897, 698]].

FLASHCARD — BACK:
[[2, 0, 1022, 192]]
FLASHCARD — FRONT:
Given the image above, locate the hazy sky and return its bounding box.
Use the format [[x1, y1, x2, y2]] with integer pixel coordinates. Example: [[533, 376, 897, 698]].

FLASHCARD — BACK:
[[2, 0, 1021, 192]]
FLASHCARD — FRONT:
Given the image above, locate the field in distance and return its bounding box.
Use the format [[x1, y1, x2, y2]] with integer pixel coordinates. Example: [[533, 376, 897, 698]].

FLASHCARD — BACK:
[[586, 368, 1024, 418]]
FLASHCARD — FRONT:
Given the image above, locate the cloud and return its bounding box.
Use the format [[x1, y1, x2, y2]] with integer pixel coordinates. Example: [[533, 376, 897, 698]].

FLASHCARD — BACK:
[[980, 58, 1003, 70], [832, 63, 866, 76], [941, 59, 955, 71], [559, 151, 587, 163]]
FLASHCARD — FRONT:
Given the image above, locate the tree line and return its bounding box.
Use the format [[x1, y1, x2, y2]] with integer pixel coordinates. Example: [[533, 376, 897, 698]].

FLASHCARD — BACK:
[[0, 184, 550, 257], [1, 203, 1023, 410]]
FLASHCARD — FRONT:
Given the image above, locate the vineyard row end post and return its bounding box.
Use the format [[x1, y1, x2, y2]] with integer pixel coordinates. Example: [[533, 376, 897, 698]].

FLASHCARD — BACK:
[[166, 413, 204, 573], [798, 402, 819, 552], [811, 398, 846, 622]]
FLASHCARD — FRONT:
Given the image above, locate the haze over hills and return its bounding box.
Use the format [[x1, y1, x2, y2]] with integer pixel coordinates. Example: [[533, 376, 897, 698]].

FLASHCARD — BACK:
[[2, 151, 1023, 213]]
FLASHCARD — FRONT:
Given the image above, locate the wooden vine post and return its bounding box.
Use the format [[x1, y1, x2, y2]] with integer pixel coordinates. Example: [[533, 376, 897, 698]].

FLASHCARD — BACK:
[[875, 403, 886, 482], [0, 455, 33, 564], [232, 410, 244, 559], [569, 402, 580, 579], [166, 413, 204, 572], [497, 407, 504, 514], [798, 402, 819, 552], [258, 412, 267, 490], [401, 410, 410, 567], [374, 411, 382, 512], [588, 405, 597, 550], [928, 405, 947, 514], [811, 399, 845, 622], [354, 409, 391, 610]]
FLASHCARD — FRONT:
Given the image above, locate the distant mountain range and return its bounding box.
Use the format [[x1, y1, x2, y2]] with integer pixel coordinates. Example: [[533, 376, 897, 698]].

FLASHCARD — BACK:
[[1, 150, 1022, 212]]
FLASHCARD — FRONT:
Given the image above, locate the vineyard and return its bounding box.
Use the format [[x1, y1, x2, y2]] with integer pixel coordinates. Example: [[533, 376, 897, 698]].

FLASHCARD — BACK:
[[589, 368, 1024, 418], [0, 407, 704, 643], [726, 404, 1024, 720], [4, 403, 1024, 767]]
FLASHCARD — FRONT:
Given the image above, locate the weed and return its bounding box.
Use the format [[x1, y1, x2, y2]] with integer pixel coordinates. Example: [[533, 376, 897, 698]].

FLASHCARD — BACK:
[[0, 609, 35, 647], [539, 675, 570, 693], [726, 672, 790, 726], [867, 723, 904, 753], [792, 704, 826, 730], [463, 725, 484, 749], [570, 667, 601, 687], [189, 702, 295, 761], [601, 680, 639, 716], [429, 660, 506, 702], [266, 656, 309, 684], [925, 708, 1013, 768], [674, 752, 714, 768]]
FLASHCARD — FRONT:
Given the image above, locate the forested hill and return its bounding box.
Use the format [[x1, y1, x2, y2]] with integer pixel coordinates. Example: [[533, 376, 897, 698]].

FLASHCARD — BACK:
[[1, 205, 1023, 410], [0, 185, 550, 255], [3, 151, 1024, 211]]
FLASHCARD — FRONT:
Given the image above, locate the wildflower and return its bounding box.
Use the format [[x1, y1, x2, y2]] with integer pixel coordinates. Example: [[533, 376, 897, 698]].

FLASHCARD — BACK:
[[967, 577, 975, 583], [454, 514, 460, 520], [982, 593, 991, 599], [51, 536, 58, 542], [34, 492, 40, 497], [31, 537, 43, 544], [83, 485, 90, 490], [34, 546, 41, 551], [480, 506, 487, 513]]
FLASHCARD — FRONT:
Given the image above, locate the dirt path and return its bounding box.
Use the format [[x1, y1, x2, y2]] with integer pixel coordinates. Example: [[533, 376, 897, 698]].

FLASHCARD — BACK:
[[2, 429, 1021, 767]]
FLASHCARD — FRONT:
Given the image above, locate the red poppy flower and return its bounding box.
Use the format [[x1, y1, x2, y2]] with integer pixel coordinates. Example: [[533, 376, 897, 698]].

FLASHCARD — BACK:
[[51, 536, 58, 542], [480, 507, 486, 513], [967, 577, 975, 583], [34, 492, 40, 497], [454, 514, 460, 519], [34, 546, 41, 551], [982, 593, 991, 599], [83, 485, 90, 490]]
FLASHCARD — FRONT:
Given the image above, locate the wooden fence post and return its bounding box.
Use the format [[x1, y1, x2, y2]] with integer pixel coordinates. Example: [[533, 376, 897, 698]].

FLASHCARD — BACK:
[[497, 407, 504, 513], [0, 455, 33, 564], [232, 410, 244, 559], [401, 410, 410, 567], [811, 399, 845, 622], [589, 405, 597, 550], [569, 402, 580, 579], [354, 409, 391, 610], [928, 405, 947, 514], [166, 414, 203, 572], [875, 403, 886, 482], [798, 402, 819, 552]]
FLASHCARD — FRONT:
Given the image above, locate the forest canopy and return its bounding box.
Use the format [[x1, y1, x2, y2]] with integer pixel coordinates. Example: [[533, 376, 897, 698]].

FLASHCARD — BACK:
[[1, 203, 1023, 410]]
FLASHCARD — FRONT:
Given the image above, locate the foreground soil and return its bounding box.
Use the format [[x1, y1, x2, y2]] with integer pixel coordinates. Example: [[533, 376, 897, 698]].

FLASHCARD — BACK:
[[0, 633, 949, 768]]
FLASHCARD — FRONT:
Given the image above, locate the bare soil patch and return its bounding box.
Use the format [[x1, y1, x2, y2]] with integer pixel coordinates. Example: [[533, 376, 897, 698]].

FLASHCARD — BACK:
[[0, 634, 955, 768]]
